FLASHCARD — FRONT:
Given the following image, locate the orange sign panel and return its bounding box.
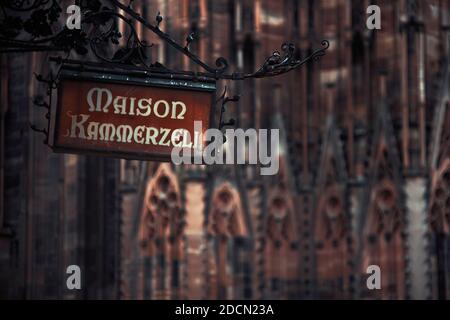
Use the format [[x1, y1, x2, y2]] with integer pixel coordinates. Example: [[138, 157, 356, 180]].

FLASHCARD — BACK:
[[49, 71, 216, 161]]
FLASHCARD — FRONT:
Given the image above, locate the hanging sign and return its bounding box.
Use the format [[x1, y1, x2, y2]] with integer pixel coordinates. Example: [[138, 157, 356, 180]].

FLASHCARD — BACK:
[[49, 67, 216, 161]]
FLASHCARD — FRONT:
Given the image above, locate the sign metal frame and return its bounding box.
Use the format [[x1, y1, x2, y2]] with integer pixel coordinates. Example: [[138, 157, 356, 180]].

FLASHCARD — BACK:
[[48, 65, 217, 162]]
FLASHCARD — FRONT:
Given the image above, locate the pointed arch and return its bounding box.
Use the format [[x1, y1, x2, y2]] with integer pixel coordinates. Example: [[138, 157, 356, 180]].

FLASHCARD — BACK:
[[361, 140, 406, 299], [138, 164, 185, 299], [313, 119, 351, 299], [208, 182, 247, 238], [258, 113, 301, 299], [206, 182, 247, 299], [265, 181, 297, 299], [314, 183, 350, 299]]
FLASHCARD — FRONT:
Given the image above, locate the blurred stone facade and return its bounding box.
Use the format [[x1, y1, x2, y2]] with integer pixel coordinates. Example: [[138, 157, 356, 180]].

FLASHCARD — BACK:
[[1, 0, 450, 300]]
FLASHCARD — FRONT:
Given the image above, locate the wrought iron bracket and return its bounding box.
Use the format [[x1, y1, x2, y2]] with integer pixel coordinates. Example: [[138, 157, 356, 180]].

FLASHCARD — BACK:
[[29, 72, 57, 145], [0, 0, 329, 81], [216, 86, 239, 131], [29, 122, 49, 144], [214, 86, 240, 146], [2, 1, 330, 148]]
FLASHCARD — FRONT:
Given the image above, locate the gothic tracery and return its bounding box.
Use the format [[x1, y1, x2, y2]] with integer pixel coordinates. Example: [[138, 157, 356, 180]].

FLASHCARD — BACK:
[[138, 164, 184, 299]]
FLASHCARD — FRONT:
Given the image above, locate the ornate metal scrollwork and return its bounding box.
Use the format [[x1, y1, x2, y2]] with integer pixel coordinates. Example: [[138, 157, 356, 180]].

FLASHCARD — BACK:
[[86, 9, 153, 67], [1, 0, 329, 81], [249, 40, 330, 79], [216, 86, 239, 131], [28, 69, 61, 144]]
